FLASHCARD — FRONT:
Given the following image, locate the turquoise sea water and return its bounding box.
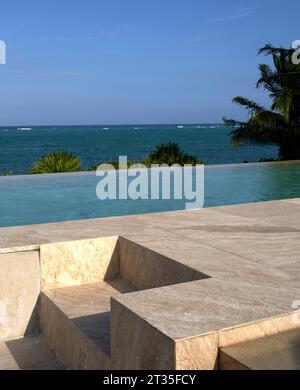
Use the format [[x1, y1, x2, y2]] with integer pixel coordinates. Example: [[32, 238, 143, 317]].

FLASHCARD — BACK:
[[0, 162, 300, 228], [0, 124, 278, 175]]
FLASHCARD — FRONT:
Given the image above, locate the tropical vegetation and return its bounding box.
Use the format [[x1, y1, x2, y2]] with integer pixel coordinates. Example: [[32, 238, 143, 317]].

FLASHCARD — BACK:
[[142, 143, 202, 166], [29, 151, 81, 174], [89, 143, 202, 172], [224, 44, 300, 160], [28, 143, 201, 174]]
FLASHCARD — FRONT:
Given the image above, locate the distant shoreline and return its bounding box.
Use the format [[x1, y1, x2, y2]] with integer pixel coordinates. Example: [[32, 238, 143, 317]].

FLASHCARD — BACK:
[[0, 123, 225, 128]]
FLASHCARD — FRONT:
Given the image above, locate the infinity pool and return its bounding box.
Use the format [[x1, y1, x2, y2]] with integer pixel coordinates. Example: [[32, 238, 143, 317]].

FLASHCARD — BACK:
[[0, 161, 300, 228]]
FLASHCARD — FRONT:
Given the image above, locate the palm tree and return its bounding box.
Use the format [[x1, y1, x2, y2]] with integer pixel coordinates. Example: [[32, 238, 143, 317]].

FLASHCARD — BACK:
[[224, 44, 300, 160], [143, 143, 202, 166], [29, 151, 81, 174]]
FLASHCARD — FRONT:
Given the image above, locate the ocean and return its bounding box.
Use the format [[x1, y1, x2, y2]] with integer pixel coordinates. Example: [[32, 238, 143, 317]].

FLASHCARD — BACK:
[[0, 124, 278, 175]]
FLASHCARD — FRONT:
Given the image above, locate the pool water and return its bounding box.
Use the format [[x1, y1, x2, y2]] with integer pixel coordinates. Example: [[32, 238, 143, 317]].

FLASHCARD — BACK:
[[0, 162, 300, 228]]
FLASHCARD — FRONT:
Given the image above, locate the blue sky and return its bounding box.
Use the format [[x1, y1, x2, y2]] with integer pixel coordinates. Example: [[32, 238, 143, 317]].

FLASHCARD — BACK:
[[0, 0, 298, 125]]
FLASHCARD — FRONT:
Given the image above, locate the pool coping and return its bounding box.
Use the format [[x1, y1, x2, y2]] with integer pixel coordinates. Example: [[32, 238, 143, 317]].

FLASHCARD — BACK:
[[1, 196, 300, 253]]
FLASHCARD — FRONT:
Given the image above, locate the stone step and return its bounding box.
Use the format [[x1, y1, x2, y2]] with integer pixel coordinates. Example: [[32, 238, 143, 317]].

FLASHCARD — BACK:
[[0, 335, 65, 370], [219, 328, 300, 370], [40, 279, 135, 370]]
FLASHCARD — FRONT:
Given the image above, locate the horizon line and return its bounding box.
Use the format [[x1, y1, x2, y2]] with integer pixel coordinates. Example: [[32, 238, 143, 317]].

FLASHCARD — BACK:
[[0, 122, 225, 127]]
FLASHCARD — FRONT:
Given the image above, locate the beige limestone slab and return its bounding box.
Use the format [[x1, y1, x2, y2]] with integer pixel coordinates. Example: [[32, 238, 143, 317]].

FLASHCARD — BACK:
[[124, 236, 264, 281], [218, 312, 300, 348], [0, 245, 39, 255], [111, 299, 176, 370], [219, 351, 249, 370], [220, 328, 300, 370], [175, 333, 218, 370], [118, 237, 206, 290], [282, 198, 300, 205], [40, 236, 119, 289], [0, 197, 299, 370], [44, 280, 135, 319], [214, 200, 300, 218], [198, 232, 300, 266], [132, 208, 280, 240], [0, 198, 299, 253], [40, 291, 111, 370], [0, 336, 65, 370], [42, 280, 135, 361], [113, 278, 300, 341], [165, 213, 300, 266], [0, 213, 167, 252], [252, 212, 300, 230], [0, 251, 40, 340], [132, 208, 229, 228]]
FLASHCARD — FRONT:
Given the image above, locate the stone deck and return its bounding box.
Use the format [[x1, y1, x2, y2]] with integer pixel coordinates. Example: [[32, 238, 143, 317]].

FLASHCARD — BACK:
[[0, 198, 300, 369]]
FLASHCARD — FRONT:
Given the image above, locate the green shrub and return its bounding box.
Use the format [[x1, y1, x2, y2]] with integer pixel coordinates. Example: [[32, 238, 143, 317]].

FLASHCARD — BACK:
[[143, 143, 202, 166], [29, 151, 81, 174]]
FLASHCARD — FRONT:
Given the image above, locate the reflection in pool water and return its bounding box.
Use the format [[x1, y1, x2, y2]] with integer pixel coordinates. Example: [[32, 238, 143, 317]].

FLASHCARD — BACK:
[[0, 161, 300, 228]]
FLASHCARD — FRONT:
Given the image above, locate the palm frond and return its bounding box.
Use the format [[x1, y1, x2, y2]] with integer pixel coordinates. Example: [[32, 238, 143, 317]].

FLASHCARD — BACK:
[[232, 97, 265, 116], [258, 44, 293, 58], [226, 43, 300, 159], [229, 103, 290, 147], [256, 64, 279, 92], [223, 117, 242, 128]]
